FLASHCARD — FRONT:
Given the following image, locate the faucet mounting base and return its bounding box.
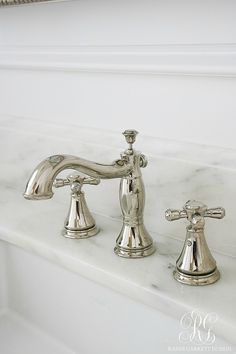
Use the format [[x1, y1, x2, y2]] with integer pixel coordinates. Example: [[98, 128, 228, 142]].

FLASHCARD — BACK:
[[62, 225, 100, 239], [173, 268, 220, 286], [114, 224, 155, 258], [114, 243, 155, 258]]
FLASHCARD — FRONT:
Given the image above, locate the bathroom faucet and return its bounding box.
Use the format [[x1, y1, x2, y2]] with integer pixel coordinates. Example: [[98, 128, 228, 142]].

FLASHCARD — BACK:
[[24, 130, 155, 258]]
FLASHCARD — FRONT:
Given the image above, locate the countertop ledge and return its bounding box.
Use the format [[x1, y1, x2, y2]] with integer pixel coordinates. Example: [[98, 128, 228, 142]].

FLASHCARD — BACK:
[[0, 115, 235, 346], [0, 193, 235, 346], [2, 114, 236, 170]]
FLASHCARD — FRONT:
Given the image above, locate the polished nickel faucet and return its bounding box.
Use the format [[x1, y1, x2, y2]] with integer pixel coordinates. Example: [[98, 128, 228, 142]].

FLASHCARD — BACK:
[[53, 174, 100, 239], [24, 130, 155, 258], [165, 200, 225, 286]]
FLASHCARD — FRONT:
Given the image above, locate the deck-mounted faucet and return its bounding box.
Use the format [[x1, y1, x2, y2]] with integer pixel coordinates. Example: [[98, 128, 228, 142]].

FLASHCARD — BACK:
[[165, 200, 225, 285], [24, 130, 155, 258]]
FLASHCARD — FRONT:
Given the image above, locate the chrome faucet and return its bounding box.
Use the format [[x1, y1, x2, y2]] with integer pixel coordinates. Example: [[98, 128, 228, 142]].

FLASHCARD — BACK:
[[24, 130, 155, 258], [165, 200, 225, 286], [53, 174, 100, 239]]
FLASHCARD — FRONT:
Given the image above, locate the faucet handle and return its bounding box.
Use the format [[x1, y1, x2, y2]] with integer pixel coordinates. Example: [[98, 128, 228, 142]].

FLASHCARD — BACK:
[[166, 200, 225, 286], [165, 209, 187, 221], [204, 207, 225, 219], [183, 200, 225, 221], [165, 200, 225, 227], [53, 175, 100, 190], [53, 174, 100, 239]]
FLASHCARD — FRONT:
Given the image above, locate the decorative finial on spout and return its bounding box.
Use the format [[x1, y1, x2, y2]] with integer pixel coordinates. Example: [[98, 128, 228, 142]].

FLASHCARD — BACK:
[[123, 129, 138, 152]]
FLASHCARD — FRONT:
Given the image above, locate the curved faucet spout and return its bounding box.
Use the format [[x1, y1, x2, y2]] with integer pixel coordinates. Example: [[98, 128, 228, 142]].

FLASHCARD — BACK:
[[24, 154, 132, 200], [23, 130, 155, 259]]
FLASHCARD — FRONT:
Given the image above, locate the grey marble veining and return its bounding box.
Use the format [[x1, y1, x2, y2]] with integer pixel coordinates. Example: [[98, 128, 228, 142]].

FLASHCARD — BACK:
[[0, 115, 235, 257], [0, 115, 236, 347]]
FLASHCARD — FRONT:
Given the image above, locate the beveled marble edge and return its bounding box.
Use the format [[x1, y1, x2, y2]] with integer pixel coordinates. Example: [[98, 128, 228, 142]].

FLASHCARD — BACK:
[[1, 114, 236, 170], [0, 200, 235, 346]]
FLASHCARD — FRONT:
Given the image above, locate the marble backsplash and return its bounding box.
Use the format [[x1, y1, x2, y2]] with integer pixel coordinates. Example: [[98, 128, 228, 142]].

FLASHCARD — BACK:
[[1, 115, 235, 258]]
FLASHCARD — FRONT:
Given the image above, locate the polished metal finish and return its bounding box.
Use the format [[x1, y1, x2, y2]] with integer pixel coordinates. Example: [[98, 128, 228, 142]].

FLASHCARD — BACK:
[[24, 155, 132, 200], [165, 200, 225, 286], [24, 130, 155, 258], [54, 175, 100, 239], [114, 130, 154, 257]]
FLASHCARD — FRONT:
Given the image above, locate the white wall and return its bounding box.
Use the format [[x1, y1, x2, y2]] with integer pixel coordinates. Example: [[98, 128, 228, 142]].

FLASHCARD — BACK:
[[1, 0, 236, 46], [0, 0, 236, 148]]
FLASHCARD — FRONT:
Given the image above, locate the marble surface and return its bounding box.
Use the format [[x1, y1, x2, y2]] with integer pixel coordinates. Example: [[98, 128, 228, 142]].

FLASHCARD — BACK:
[[0, 115, 236, 346], [0, 310, 74, 354], [0, 115, 235, 257]]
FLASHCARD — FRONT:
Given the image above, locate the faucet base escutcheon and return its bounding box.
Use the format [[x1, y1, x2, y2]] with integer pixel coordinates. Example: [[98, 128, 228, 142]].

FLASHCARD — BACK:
[[173, 268, 220, 286], [62, 225, 100, 239]]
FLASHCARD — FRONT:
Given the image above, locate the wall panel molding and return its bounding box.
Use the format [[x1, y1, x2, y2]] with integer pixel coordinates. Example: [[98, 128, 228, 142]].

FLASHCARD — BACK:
[[0, 44, 236, 77]]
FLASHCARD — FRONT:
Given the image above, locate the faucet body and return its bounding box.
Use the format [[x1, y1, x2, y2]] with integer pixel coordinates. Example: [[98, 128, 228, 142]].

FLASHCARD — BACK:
[[24, 130, 155, 258], [115, 150, 155, 257]]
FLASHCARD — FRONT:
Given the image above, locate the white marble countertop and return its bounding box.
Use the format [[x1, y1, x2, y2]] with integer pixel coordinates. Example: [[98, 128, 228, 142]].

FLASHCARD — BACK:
[[0, 115, 236, 347]]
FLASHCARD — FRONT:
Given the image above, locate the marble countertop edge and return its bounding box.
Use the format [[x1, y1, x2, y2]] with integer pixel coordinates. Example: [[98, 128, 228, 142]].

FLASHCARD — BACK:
[[0, 215, 235, 346]]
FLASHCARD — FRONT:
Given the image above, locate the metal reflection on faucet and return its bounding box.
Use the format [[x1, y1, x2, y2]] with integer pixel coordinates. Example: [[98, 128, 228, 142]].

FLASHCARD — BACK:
[[165, 200, 225, 285], [53, 174, 100, 239], [24, 130, 155, 258]]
